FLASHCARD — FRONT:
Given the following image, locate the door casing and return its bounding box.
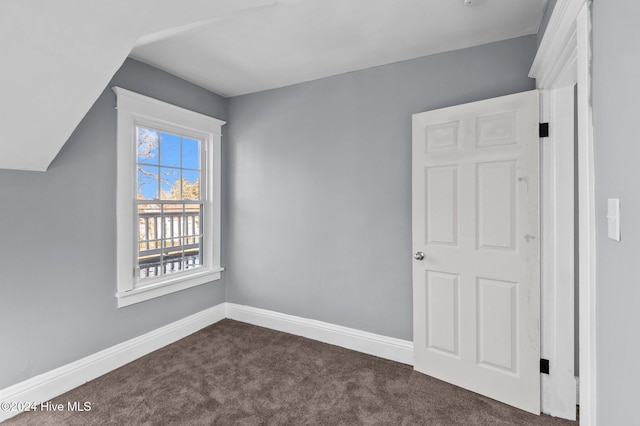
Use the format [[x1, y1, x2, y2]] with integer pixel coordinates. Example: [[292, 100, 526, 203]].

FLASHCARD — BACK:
[[529, 0, 595, 423]]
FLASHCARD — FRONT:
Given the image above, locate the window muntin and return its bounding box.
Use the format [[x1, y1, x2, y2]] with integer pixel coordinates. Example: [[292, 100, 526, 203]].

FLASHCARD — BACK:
[[135, 127, 205, 281]]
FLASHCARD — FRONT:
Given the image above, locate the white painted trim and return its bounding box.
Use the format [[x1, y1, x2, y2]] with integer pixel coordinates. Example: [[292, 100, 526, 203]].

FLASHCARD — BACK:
[[112, 87, 225, 307], [116, 268, 224, 307], [112, 87, 226, 132], [0, 304, 226, 423], [225, 303, 414, 365], [530, 0, 584, 88], [539, 87, 577, 420], [531, 0, 595, 423], [576, 5, 597, 425]]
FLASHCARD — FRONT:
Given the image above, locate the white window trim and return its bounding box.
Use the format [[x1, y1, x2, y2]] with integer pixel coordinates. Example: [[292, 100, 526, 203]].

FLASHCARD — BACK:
[[113, 87, 225, 308]]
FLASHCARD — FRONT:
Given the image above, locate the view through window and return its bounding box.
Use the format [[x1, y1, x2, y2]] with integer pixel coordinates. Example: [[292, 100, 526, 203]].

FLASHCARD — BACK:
[[135, 126, 204, 280]]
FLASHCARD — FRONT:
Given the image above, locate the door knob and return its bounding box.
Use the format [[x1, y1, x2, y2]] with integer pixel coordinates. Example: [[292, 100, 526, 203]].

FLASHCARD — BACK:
[[414, 251, 425, 261]]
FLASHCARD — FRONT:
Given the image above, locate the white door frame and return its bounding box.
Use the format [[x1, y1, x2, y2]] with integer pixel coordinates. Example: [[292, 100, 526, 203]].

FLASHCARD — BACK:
[[538, 86, 576, 420], [529, 0, 596, 424]]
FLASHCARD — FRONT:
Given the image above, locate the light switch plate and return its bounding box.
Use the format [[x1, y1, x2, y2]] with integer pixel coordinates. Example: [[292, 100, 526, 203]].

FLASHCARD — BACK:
[[607, 198, 620, 241]]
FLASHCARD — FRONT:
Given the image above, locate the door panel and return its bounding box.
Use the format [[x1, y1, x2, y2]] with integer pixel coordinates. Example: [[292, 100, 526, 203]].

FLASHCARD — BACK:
[[476, 277, 517, 373], [425, 270, 460, 357], [412, 90, 540, 414], [476, 161, 516, 251], [425, 166, 459, 246]]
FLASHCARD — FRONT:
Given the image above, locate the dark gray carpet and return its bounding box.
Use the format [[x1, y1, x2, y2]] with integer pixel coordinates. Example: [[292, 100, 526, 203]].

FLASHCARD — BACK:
[[4, 319, 576, 425]]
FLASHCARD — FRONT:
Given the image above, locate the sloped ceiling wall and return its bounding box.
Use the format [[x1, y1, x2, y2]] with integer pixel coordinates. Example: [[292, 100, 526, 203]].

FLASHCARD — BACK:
[[0, 0, 546, 172], [0, 0, 273, 171]]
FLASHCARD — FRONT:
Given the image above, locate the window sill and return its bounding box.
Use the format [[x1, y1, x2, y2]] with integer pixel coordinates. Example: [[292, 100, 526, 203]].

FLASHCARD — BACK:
[[116, 267, 224, 308]]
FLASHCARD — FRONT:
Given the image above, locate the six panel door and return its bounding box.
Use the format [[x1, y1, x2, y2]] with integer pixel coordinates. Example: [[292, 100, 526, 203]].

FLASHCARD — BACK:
[[412, 90, 540, 414]]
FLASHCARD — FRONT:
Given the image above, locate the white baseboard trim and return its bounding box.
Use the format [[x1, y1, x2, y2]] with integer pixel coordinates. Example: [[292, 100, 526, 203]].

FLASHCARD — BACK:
[[1, 302, 414, 423], [0, 303, 226, 423], [225, 303, 414, 366]]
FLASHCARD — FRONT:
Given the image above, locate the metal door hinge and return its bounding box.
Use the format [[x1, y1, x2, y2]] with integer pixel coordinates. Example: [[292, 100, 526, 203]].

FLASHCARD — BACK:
[[539, 122, 549, 138], [540, 358, 550, 374]]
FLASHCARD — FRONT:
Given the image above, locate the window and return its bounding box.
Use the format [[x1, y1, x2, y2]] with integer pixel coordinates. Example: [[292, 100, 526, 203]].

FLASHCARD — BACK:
[[113, 87, 224, 307], [136, 127, 204, 279]]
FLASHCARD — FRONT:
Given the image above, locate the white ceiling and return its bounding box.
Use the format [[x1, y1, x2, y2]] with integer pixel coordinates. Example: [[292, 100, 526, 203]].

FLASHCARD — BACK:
[[0, 0, 272, 171], [130, 0, 548, 97], [0, 0, 546, 172]]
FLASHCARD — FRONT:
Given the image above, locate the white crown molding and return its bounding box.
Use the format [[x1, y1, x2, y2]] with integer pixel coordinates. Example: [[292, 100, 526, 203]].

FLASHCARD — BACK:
[[0, 304, 226, 422], [530, 0, 590, 89], [225, 303, 414, 365]]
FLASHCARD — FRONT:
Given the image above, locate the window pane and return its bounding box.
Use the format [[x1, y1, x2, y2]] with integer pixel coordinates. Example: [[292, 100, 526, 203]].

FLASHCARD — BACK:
[[136, 201, 203, 282], [186, 207, 203, 269], [136, 127, 158, 164], [182, 170, 200, 200], [162, 203, 183, 247], [183, 138, 200, 170], [184, 204, 202, 242], [159, 167, 180, 200], [163, 259, 184, 275], [139, 262, 161, 280], [137, 166, 159, 200], [134, 129, 205, 283], [159, 132, 181, 168], [185, 236, 202, 270], [138, 204, 161, 280], [138, 204, 160, 250]]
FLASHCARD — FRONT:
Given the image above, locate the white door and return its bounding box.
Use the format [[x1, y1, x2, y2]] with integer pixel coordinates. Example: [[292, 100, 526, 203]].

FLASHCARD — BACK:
[[412, 90, 540, 414]]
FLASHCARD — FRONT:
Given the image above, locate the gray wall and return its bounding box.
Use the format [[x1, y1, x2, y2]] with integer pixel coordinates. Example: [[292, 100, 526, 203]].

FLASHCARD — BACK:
[[592, 2, 640, 424], [225, 36, 537, 341], [0, 59, 227, 389], [537, 0, 557, 46]]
